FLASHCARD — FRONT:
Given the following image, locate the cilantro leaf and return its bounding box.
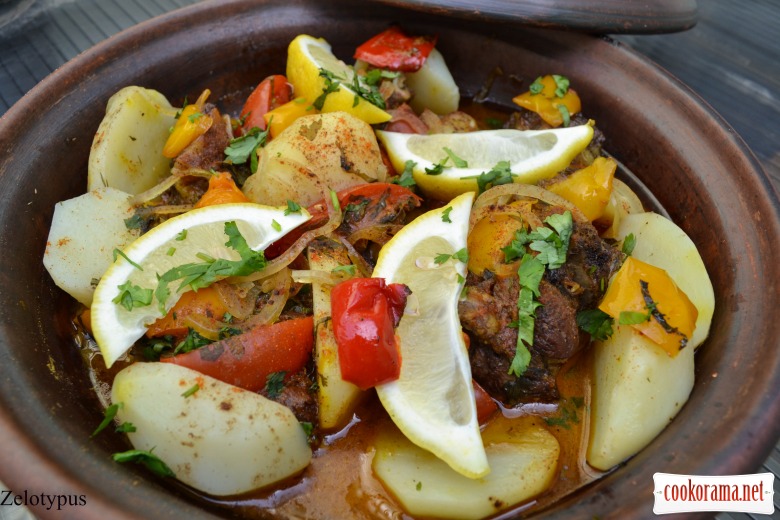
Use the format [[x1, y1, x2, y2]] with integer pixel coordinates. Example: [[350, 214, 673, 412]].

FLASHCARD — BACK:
[[556, 104, 571, 127], [552, 75, 570, 97], [113, 282, 153, 311], [425, 157, 449, 176], [284, 200, 302, 215], [113, 248, 143, 271], [622, 233, 636, 256], [441, 206, 453, 223], [466, 161, 515, 194], [91, 402, 122, 438], [391, 159, 417, 188], [181, 383, 200, 398], [576, 308, 614, 341], [115, 422, 136, 433], [619, 310, 651, 325], [174, 328, 213, 355], [265, 371, 287, 399], [529, 77, 545, 95], [518, 254, 544, 297], [443, 147, 468, 168], [313, 69, 342, 110], [124, 214, 144, 230], [332, 264, 357, 276], [224, 126, 269, 172], [112, 449, 175, 478]]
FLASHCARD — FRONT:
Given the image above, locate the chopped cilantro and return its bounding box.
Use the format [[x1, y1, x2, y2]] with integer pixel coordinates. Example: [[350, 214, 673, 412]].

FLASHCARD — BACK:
[[113, 248, 143, 271], [284, 200, 302, 215], [619, 310, 651, 325], [441, 206, 453, 223], [166, 247, 176, 257], [622, 233, 636, 256], [124, 214, 144, 230], [91, 402, 122, 438], [350, 73, 386, 109], [425, 157, 449, 176], [218, 325, 241, 340], [485, 117, 503, 129], [187, 111, 204, 123], [529, 77, 545, 95], [544, 396, 582, 429], [271, 219, 282, 232], [113, 281, 153, 311], [345, 199, 370, 214], [391, 159, 417, 188], [314, 69, 343, 111], [174, 328, 213, 355], [332, 264, 357, 276], [300, 421, 314, 438], [175, 229, 187, 241], [557, 104, 571, 127], [434, 248, 469, 265], [112, 449, 175, 478], [224, 126, 269, 173], [115, 422, 136, 433], [576, 308, 614, 341], [181, 383, 200, 398], [466, 161, 515, 194], [265, 371, 287, 399], [552, 75, 570, 97], [416, 481, 422, 491], [443, 147, 468, 168]]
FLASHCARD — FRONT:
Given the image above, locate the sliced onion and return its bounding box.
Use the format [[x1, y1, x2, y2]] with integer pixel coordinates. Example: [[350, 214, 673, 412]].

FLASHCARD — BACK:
[[182, 314, 224, 341], [213, 280, 260, 321], [470, 183, 588, 233], [338, 236, 374, 278], [292, 269, 340, 286], [236, 268, 292, 331], [347, 224, 403, 246], [235, 188, 344, 283], [130, 175, 180, 205]]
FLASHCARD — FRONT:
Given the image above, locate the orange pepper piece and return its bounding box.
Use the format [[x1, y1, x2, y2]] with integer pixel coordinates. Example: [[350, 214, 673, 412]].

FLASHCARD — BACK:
[[194, 172, 249, 208], [547, 157, 616, 221], [146, 286, 230, 341], [263, 97, 318, 139], [599, 257, 698, 356], [512, 75, 581, 127], [163, 89, 214, 158]]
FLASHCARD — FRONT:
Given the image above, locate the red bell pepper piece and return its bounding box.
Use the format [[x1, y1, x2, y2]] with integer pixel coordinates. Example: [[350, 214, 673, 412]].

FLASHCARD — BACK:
[[331, 278, 410, 390], [472, 379, 498, 426], [239, 74, 292, 133], [161, 316, 313, 392], [354, 26, 437, 72]]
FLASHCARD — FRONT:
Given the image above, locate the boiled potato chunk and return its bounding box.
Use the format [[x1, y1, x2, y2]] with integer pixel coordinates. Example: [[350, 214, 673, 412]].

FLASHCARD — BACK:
[[598, 178, 645, 238], [587, 325, 694, 470], [88, 86, 177, 194], [405, 48, 460, 115], [112, 362, 311, 496], [307, 238, 363, 430], [43, 187, 139, 306], [587, 211, 714, 470], [374, 416, 559, 520], [615, 212, 714, 348], [243, 112, 387, 207]]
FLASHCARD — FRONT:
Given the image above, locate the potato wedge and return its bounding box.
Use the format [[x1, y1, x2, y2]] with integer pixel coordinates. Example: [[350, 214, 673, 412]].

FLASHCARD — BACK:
[[374, 416, 559, 520], [307, 238, 363, 430], [587, 325, 694, 470], [243, 112, 387, 207], [88, 86, 177, 194], [43, 187, 139, 306], [112, 362, 311, 496], [405, 49, 460, 115], [587, 211, 713, 470]]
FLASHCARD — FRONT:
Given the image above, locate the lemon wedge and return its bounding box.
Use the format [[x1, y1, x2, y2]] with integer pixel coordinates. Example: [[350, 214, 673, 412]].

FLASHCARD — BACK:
[[91, 203, 310, 367], [286, 35, 392, 125], [377, 123, 594, 200], [373, 192, 488, 479]]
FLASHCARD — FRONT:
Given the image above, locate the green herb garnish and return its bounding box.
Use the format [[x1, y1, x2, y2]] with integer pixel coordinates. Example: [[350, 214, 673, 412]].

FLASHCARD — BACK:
[[552, 75, 570, 97], [443, 147, 468, 168], [265, 371, 287, 399], [113, 281, 153, 311], [441, 206, 453, 223], [391, 159, 417, 188], [284, 200, 302, 215], [434, 247, 469, 265], [112, 449, 175, 478], [113, 248, 143, 271], [91, 402, 123, 438], [622, 233, 636, 256], [332, 264, 357, 276], [181, 383, 200, 398], [224, 126, 269, 173], [576, 308, 614, 341]]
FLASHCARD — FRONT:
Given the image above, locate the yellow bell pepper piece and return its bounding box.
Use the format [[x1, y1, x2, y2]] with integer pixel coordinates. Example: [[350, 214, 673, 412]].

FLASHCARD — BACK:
[[467, 211, 527, 278], [512, 75, 581, 127], [547, 157, 616, 221], [263, 97, 319, 139], [163, 89, 214, 158], [599, 257, 698, 356]]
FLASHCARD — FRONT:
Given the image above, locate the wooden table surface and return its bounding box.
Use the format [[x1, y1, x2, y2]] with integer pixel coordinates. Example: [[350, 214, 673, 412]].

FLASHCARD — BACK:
[[0, 0, 777, 518]]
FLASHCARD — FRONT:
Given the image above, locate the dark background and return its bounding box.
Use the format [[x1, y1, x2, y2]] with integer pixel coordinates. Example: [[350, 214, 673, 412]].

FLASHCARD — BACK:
[[0, 0, 777, 518]]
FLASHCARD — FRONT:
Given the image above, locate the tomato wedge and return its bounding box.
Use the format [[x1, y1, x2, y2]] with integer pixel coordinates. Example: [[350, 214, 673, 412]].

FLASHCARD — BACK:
[[331, 278, 410, 390], [354, 26, 437, 72], [264, 182, 421, 259], [161, 316, 314, 392], [239, 74, 292, 133]]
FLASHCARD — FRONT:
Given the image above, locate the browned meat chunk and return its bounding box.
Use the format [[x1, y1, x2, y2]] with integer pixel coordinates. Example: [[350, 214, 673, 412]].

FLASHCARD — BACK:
[[459, 211, 621, 405], [172, 104, 232, 174], [262, 370, 318, 425]]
